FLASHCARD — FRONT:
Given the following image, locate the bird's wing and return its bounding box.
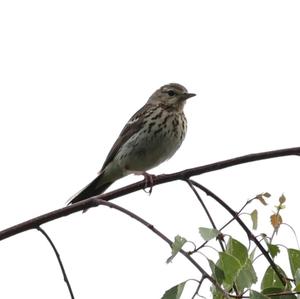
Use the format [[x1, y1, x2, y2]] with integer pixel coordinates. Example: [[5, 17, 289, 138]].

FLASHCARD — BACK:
[[99, 103, 153, 172]]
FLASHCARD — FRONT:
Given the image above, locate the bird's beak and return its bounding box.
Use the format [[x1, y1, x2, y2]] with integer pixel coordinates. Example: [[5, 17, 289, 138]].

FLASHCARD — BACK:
[[181, 93, 196, 100]]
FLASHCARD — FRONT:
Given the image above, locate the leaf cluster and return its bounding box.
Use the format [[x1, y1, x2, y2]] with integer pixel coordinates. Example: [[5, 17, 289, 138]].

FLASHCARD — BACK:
[[162, 194, 300, 299]]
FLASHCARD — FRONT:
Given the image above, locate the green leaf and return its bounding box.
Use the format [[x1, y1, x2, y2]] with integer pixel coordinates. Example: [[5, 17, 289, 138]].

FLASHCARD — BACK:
[[161, 282, 186, 299], [262, 288, 296, 299], [261, 287, 284, 295], [218, 252, 241, 290], [235, 258, 258, 292], [267, 244, 280, 259], [211, 285, 227, 299], [251, 209, 258, 230], [199, 227, 219, 241], [166, 235, 187, 264], [288, 248, 300, 278], [226, 237, 248, 265], [208, 259, 225, 284], [261, 265, 290, 292], [294, 268, 300, 292], [295, 284, 300, 292], [295, 268, 300, 284], [250, 290, 270, 299]]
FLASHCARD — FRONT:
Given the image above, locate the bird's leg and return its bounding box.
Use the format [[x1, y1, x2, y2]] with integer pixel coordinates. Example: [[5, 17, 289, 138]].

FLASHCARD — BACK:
[[143, 172, 156, 195], [134, 171, 156, 195]]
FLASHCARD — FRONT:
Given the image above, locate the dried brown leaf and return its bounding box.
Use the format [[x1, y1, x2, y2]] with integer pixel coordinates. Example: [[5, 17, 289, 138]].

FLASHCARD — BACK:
[[270, 214, 282, 229], [256, 194, 268, 206], [279, 194, 286, 204]]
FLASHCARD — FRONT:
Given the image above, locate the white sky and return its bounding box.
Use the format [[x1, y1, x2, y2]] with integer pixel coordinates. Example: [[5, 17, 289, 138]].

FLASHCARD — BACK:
[[0, 1, 300, 298]]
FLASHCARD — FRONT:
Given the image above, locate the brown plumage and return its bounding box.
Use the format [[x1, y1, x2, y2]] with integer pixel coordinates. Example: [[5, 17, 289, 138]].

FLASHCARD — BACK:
[[69, 83, 195, 204]]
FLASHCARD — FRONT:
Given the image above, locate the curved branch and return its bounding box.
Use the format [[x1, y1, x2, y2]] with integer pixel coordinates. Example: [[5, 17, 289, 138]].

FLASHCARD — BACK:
[[78, 199, 226, 296], [0, 146, 299, 241], [37, 227, 74, 299]]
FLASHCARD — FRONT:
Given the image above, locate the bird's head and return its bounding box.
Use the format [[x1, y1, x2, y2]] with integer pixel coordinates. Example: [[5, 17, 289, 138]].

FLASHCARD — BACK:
[[147, 83, 196, 110]]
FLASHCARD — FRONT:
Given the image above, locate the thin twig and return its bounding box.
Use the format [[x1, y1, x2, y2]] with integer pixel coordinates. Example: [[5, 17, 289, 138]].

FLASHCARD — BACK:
[[191, 276, 206, 299], [189, 180, 286, 286], [227, 290, 300, 298], [186, 179, 241, 296], [36, 227, 74, 299], [186, 179, 224, 251], [282, 223, 300, 249], [0, 147, 299, 242], [192, 196, 256, 253]]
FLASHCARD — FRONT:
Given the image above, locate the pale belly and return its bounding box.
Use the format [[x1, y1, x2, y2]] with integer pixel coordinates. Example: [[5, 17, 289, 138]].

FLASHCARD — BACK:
[[117, 113, 186, 172]]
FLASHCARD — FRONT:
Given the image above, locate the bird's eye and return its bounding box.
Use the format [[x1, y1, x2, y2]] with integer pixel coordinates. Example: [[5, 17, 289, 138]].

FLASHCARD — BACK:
[[167, 90, 176, 96]]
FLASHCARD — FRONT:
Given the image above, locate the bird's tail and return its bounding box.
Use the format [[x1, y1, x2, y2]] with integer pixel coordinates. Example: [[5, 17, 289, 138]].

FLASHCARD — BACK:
[[68, 173, 112, 205]]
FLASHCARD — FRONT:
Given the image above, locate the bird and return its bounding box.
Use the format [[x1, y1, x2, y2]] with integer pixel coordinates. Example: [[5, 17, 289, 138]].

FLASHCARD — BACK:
[[68, 83, 195, 204]]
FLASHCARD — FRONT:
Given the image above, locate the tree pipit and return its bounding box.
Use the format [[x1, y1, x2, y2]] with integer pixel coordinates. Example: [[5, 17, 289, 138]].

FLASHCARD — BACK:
[[69, 83, 195, 204]]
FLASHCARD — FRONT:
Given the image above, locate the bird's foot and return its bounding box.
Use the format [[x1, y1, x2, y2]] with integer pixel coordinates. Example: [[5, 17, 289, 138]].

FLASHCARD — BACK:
[[134, 171, 156, 195]]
